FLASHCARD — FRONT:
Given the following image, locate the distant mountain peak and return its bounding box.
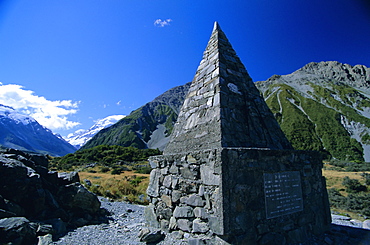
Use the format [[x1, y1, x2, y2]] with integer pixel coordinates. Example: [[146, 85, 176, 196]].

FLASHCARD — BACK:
[[66, 115, 125, 148], [298, 61, 370, 91], [0, 104, 76, 156], [0, 104, 36, 125]]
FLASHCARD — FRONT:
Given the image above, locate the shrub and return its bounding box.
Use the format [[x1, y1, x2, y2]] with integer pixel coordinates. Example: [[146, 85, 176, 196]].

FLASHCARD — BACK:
[[111, 168, 122, 175], [100, 166, 110, 173], [50, 145, 162, 171], [134, 166, 152, 174], [328, 188, 370, 216], [342, 176, 367, 193], [328, 188, 346, 207], [345, 163, 370, 172], [362, 173, 370, 185], [130, 176, 147, 187]]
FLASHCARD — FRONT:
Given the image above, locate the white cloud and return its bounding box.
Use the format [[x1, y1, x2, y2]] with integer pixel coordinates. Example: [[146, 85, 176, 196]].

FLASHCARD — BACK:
[[0, 84, 80, 130], [154, 18, 172, 27]]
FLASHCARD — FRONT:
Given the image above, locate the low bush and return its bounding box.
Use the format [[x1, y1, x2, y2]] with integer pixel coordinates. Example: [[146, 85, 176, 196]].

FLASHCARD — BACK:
[[327, 160, 370, 172], [342, 176, 367, 193], [134, 166, 152, 174], [111, 168, 122, 175], [361, 173, 370, 185], [328, 188, 370, 216], [100, 166, 110, 173], [49, 145, 162, 171]]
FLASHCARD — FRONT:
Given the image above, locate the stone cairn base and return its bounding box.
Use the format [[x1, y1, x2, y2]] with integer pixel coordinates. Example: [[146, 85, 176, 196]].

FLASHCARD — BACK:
[[145, 148, 331, 244]]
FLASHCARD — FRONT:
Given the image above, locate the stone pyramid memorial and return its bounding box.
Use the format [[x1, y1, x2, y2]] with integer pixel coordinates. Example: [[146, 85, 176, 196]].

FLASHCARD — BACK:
[[164, 22, 292, 154], [145, 22, 331, 244]]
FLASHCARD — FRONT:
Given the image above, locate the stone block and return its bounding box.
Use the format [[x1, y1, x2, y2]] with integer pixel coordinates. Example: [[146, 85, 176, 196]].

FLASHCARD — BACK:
[[200, 165, 220, 185], [171, 177, 179, 189], [160, 219, 169, 232], [180, 167, 195, 179], [149, 160, 158, 169], [173, 206, 194, 218], [198, 185, 205, 196], [144, 204, 160, 228], [186, 194, 205, 207], [282, 222, 294, 231], [37, 234, 53, 245], [208, 215, 223, 235], [192, 218, 209, 233], [156, 201, 172, 220], [171, 230, 184, 239], [169, 164, 179, 174], [147, 169, 160, 197], [160, 167, 168, 175], [169, 217, 177, 230], [193, 207, 208, 219], [187, 155, 197, 164], [172, 190, 182, 203], [163, 176, 172, 188], [180, 196, 188, 204], [177, 219, 192, 232], [188, 238, 207, 245], [161, 195, 172, 207]]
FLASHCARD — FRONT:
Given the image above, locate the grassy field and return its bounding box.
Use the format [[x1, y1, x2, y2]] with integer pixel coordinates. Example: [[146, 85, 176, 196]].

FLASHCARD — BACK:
[[323, 164, 370, 220], [78, 166, 150, 204], [323, 165, 369, 195]]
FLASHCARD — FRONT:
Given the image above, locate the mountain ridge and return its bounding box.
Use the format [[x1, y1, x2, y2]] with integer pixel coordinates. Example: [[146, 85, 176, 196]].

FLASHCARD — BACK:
[[256, 61, 370, 161], [0, 104, 76, 156], [80, 82, 191, 151], [82, 61, 370, 162], [66, 115, 125, 149]]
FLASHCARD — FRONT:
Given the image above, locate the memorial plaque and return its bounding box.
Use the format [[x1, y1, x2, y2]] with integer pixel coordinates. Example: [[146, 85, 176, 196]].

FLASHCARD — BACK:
[[264, 171, 303, 219]]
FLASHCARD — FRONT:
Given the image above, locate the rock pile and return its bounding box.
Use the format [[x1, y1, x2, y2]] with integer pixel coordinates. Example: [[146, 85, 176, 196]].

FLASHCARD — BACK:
[[0, 148, 107, 245]]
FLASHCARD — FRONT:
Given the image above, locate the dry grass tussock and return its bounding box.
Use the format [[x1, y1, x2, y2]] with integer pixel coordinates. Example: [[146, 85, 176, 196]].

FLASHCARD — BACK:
[[79, 168, 150, 204]]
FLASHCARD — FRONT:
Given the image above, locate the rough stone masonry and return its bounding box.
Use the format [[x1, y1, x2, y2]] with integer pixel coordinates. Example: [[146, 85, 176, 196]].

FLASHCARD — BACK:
[[145, 22, 331, 245]]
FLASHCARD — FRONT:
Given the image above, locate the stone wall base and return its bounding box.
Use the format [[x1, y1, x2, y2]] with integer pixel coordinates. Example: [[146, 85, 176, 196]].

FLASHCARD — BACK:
[[145, 148, 331, 244]]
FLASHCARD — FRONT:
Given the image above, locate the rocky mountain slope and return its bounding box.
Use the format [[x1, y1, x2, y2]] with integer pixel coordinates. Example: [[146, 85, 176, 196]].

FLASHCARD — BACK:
[[66, 115, 125, 149], [0, 104, 76, 156], [256, 61, 370, 161], [80, 82, 191, 151], [82, 62, 370, 162]]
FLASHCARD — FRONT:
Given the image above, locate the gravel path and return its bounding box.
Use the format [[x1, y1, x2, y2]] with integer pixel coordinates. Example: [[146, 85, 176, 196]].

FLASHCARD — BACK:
[[54, 197, 184, 245], [54, 197, 370, 245]]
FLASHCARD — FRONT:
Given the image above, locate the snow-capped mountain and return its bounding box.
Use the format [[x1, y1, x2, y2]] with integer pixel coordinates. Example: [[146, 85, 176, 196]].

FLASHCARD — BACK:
[[0, 104, 36, 124], [66, 115, 125, 148], [0, 104, 77, 156]]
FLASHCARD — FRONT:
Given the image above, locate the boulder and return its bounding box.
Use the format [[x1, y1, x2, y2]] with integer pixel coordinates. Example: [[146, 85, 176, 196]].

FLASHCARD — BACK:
[[57, 171, 80, 185], [37, 234, 53, 245], [0, 149, 106, 243], [0, 217, 37, 245], [58, 183, 100, 213], [138, 229, 165, 243]]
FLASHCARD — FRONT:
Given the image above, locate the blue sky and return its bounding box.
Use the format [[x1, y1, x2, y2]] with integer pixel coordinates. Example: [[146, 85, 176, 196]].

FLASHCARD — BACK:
[[0, 0, 369, 137]]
